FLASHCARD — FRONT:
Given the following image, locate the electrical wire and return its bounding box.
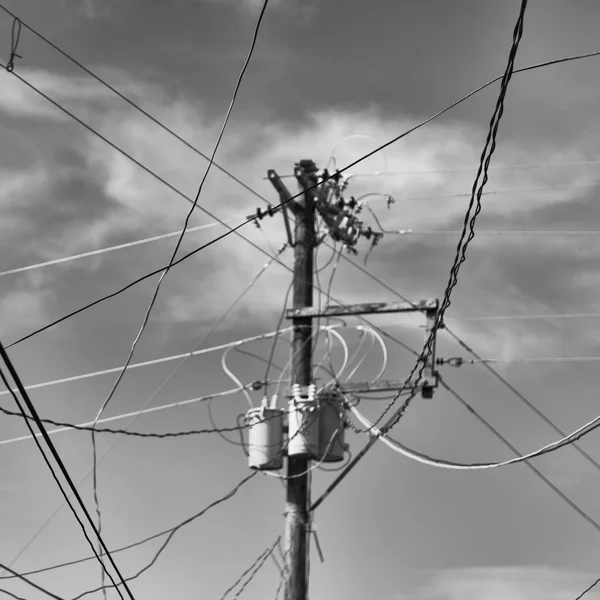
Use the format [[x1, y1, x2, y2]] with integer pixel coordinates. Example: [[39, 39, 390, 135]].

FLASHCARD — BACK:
[[575, 576, 600, 600], [0, 219, 239, 279], [0, 385, 267, 445], [310, 0, 530, 511], [264, 280, 294, 399], [0, 348, 134, 600]]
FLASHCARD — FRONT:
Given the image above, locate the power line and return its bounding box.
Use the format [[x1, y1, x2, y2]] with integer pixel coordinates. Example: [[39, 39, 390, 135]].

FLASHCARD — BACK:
[[575, 576, 600, 600], [311, 0, 530, 511], [0, 344, 135, 599], [0, 219, 239, 279], [390, 229, 600, 236], [0, 326, 298, 398]]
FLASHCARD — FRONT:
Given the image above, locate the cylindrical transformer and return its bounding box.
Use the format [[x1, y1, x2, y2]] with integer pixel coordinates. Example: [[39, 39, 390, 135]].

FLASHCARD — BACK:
[[246, 407, 284, 470], [287, 399, 320, 457], [317, 395, 347, 462]]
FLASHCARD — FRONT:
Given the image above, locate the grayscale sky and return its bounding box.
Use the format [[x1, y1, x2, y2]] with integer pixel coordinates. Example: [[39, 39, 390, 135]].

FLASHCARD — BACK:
[[1, 0, 600, 598]]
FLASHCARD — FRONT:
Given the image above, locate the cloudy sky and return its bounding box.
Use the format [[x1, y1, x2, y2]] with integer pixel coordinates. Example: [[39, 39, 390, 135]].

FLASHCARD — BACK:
[[1, 0, 600, 598]]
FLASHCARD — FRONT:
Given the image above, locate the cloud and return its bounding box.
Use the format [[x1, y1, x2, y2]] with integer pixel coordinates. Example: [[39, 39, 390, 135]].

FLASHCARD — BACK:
[[396, 566, 593, 600]]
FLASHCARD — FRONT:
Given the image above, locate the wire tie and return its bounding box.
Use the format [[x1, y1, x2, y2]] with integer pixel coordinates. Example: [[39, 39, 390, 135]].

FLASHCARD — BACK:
[[6, 17, 23, 73]]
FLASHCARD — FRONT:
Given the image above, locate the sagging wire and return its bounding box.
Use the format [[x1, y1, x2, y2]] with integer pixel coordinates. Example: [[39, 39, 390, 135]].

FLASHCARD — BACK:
[[327, 134, 388, 178], [264, 280, 294, 399]]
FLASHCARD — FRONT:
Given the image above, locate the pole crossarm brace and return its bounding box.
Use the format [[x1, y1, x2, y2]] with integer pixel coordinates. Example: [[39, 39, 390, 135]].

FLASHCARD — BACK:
[[285, 299, 438, 319]]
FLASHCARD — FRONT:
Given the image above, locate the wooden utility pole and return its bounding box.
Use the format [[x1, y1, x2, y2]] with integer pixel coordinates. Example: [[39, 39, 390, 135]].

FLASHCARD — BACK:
[[284, 160, 317, 600]]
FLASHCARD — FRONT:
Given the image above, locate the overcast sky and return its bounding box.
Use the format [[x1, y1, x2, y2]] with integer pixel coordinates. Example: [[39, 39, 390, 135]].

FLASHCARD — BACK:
[[1, 0, 600, 599]]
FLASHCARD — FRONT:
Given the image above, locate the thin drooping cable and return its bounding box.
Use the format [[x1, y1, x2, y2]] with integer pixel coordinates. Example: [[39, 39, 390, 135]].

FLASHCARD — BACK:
[[0, 383, 268, 446], [443, 326, 600, 475], [0, 472, 260, 582], [264, 280, 294, 399], [4, 246, 286, 575], [445, 355, 600, 364], [0, 561, 62, 599], [575, 577, 600, 600], [310, 0, 529, 511], [89, 5, 270, 589], [0, 219, 238, 279], [0, 349, 134, 600], [440, 377, 600, 534]]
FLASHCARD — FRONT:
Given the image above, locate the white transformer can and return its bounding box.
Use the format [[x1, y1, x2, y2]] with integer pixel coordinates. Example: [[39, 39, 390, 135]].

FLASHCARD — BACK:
[[246, 407, 284, 470], [287, 399, 320, 457], [317, 395, 347, 462]]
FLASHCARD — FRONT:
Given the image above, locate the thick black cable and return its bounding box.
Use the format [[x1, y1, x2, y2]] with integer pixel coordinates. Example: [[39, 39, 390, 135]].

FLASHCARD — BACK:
[[0, 344, 135, 600], [310, 0, 529, 512]]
